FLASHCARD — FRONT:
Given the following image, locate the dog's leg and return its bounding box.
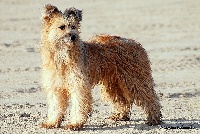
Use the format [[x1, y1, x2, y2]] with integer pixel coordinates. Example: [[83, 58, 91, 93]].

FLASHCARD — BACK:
[[143, 95, 162, 126], [132, 84, 162, 125], [41, 88, 68, 128], [108, 102, 131, 121], [65, 84, 92, 130], [101, 83, 131, 121], [145, 102, 162, 126]]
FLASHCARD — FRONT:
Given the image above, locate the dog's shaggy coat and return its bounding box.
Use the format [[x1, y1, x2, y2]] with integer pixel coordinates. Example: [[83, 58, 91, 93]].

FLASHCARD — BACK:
[[40, 4, 162, 130]]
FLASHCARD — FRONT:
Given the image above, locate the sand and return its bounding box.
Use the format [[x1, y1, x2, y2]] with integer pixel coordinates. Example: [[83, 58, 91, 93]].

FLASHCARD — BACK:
[[0, 0, 200, 133]]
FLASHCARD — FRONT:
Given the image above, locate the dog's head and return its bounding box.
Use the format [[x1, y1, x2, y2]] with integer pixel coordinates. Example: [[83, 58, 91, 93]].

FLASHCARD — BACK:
[[41, 4, 82, 50]]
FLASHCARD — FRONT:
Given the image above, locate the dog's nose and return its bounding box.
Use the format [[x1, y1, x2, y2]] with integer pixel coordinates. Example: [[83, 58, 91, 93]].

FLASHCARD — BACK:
[[70, 34, 76, 42]]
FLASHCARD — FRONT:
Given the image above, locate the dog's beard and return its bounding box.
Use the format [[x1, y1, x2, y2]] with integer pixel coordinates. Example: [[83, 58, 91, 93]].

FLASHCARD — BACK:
[[54, 47, 70, 64]]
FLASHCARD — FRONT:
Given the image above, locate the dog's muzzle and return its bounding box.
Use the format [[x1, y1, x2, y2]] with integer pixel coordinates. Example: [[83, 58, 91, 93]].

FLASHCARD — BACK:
[[62, 33, 78, 43], [69, 34, 76, 42]]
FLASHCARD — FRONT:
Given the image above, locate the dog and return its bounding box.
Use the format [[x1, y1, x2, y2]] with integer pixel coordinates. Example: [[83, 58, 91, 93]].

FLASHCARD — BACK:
[[40, 4, 162, 130]]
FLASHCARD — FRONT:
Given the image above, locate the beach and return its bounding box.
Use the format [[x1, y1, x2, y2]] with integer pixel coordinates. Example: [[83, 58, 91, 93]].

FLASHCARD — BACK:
[[0, 0, 200, 133]]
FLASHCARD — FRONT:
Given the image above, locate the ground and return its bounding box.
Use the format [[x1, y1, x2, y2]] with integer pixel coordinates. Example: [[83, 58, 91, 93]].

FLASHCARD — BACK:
[[0, 0, 200, 133]]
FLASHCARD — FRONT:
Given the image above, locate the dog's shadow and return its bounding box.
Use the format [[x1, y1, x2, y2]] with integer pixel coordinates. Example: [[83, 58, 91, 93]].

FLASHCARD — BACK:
[[159, 119, 200, 129], [82, 119, 200, 131]]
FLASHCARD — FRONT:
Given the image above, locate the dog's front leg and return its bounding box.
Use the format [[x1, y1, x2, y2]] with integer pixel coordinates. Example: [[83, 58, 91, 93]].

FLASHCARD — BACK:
[[41, 88, 68, 128], [66, 84, 92, 130]]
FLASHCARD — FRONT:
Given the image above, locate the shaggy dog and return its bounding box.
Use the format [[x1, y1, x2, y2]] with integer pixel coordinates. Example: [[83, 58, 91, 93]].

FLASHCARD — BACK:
[[40, 4, 162, 130]]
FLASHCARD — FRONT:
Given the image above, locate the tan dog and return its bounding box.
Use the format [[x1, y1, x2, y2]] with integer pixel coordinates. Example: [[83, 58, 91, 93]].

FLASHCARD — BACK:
[[40, 4, 162, 130]]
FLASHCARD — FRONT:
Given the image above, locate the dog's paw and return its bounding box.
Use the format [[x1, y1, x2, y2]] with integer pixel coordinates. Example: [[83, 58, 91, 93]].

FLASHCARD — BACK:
[[145, 119, 162, 126], [40, 122, 60, 129], [65, 123, 84, 131], [107, 113, 130, 121]]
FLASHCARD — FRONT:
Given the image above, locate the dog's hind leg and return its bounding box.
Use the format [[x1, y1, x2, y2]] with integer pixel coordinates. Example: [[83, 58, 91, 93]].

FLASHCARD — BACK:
[[101, 81, 132, 121], [131, 83, 162, 125]]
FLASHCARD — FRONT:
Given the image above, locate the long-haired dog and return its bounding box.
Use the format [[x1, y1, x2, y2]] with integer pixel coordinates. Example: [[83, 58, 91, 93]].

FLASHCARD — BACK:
[[40, 4, 162, 130]]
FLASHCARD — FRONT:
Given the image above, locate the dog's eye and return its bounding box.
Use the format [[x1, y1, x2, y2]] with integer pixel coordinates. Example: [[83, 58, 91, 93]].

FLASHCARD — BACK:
[[68, 24, 76, 30], [58, 25, 65, 30], [71, 26, 76, 29]]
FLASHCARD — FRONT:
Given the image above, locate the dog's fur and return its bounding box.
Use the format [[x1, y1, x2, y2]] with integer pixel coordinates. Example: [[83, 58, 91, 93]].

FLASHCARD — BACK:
[[40, 4, 162, 130]]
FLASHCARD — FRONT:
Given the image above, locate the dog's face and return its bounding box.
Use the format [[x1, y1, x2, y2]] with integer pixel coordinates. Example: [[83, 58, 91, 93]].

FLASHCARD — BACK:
[[42, 4, 82, 50]]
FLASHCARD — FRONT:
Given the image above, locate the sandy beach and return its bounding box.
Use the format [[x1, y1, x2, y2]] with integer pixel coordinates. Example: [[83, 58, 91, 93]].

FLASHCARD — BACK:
[[0, 0, 200, 133]]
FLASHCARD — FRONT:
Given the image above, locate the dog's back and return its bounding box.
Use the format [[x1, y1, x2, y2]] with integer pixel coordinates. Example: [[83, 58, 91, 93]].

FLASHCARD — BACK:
[[83, 34, 153, 88]]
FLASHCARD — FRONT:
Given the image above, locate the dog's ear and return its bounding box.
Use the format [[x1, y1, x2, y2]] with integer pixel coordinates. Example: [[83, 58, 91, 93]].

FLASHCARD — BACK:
[[42, 4, 60, 22], [63, 7, 82, 22]]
